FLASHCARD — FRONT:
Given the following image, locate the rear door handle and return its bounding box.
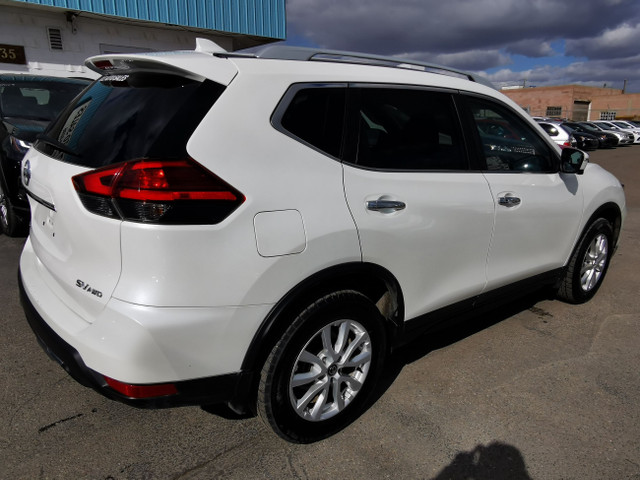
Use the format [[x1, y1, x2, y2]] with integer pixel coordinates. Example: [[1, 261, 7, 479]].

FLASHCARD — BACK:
[[498, 196, 521, 207], [366, 200, 406, 212]]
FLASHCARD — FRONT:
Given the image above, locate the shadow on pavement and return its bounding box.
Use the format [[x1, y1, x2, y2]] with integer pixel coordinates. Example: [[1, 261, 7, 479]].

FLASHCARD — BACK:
[[202, 289, 551, 441], [430, 441, 532, 480], [373, 288, 550, 401]]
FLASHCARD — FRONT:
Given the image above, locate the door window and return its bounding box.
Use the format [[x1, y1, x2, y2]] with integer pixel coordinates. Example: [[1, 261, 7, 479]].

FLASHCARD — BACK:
[[352, 88, 467, 171], [466, 97, 556, 173]]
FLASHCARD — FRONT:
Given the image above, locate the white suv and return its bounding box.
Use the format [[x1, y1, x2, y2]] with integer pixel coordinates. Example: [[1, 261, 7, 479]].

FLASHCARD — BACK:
[[19, 40, 626, 443]]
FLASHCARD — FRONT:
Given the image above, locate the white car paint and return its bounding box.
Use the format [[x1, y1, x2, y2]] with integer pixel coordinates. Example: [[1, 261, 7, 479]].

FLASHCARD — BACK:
[[18, 42, 626, 423]]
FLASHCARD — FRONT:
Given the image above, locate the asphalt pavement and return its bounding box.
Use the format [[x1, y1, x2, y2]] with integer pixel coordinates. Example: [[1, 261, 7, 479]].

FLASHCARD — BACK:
[[1, 146, 639, 479]]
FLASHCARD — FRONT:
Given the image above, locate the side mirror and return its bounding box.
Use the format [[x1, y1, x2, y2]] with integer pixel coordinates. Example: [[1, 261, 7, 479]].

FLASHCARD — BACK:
[[560, 147, 588, 175]]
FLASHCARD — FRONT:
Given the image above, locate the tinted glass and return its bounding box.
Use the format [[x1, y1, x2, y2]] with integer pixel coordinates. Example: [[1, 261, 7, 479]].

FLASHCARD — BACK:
[[0, 79, 88, 121], [279, 86, 346, 158], [36, 73, 224, 168], [467, 98, 555, 173], [355, 88, 467, 170]]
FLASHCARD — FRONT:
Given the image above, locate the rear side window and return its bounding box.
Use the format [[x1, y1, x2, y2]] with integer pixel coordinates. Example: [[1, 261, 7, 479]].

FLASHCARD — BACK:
[[35, 73, 224, 168], [353, 87, 467, 171], [274, 84, 346, 159]]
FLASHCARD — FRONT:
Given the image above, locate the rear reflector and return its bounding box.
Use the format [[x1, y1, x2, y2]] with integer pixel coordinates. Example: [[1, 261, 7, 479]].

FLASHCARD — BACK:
[[104, 376, 178, 398], [72, 158, 244, 224]]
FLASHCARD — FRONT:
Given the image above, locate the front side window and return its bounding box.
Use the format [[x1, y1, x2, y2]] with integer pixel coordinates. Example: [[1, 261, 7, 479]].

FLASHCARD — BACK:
[[353, 87, 467, 171], [466, 97, 556, 173]]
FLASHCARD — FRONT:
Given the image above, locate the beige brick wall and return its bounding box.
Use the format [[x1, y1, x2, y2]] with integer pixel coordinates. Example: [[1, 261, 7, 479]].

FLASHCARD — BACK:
[[501, 85, 640, 120]]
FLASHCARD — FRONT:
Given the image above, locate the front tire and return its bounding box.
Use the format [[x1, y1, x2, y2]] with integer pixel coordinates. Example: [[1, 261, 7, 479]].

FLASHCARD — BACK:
[[257, 290, 386, 443], [557, 218, 613, 304]]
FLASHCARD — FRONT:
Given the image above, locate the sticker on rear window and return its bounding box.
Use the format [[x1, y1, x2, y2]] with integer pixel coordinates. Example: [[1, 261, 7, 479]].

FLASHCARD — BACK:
[[58, 101, 90, 145]]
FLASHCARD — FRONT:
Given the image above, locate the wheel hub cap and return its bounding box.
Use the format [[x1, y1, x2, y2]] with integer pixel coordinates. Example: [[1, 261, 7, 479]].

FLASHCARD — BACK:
[[288, 319, 372, 422], [580, 233, 608, 292]]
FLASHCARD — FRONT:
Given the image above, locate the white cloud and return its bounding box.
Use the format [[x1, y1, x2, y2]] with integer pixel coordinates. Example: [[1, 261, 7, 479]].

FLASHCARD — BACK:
[[566, 23, 640, 59]]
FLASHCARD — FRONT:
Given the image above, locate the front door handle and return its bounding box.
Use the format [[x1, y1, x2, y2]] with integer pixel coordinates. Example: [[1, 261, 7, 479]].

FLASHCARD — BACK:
[[498, 196, 521, 207], [366, 199, 406, 212]]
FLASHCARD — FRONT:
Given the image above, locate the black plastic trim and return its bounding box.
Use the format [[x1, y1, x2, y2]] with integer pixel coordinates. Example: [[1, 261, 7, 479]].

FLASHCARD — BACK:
[[399, 268, 564, 344], [25, 188, 55, 211]]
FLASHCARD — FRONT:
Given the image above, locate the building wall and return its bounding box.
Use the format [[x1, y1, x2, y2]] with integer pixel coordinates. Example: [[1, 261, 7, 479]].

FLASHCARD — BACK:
[[14, 0, 286, 40], [501, 85, 640, 121], [0, 0, 283, 79], [591, 95, 640, 121], [0, 4, 237, 78]]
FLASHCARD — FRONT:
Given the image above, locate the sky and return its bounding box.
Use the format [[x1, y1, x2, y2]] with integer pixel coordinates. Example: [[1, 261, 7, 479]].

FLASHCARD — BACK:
[[282, 0, 640, 93]]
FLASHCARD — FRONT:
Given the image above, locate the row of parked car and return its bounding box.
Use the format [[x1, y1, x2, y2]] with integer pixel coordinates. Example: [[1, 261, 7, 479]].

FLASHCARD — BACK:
[[0, 74, 91, 236], [533, 116, 640, 150]]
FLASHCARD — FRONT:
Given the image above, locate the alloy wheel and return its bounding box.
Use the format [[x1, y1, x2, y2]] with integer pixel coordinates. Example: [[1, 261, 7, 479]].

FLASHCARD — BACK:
[[580, 233, 608, 292], [288, 319, 372, 422]]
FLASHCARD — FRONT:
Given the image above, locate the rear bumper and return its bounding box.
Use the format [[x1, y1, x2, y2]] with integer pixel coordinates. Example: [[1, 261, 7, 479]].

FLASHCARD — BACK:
[[19, 269, 252, 408]]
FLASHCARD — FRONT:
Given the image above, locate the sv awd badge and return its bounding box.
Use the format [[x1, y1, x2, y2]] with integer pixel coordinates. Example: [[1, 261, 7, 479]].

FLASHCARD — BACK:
[[76, 279, 103, 298]]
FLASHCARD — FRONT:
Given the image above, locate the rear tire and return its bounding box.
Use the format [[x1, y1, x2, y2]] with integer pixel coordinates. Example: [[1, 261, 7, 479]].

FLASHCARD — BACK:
[[557, 218, 613, 304], [257, 290, 386, 443]]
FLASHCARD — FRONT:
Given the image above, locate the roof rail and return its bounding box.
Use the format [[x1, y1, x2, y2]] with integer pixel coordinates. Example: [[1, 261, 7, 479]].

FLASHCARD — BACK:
[[250, 45, 496, 90]]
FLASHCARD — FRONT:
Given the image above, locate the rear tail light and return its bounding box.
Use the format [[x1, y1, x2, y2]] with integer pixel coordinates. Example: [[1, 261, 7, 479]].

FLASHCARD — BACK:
[[72, 158, 244, 224]]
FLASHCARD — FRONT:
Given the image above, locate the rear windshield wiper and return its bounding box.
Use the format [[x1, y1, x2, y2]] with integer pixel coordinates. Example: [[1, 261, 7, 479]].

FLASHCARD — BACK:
[[36, 134, 80, 157]]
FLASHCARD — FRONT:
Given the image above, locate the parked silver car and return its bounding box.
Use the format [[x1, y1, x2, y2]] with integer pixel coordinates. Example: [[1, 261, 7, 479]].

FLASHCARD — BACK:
[[580, 122, 634, 145], [591, 121, 640, 144]]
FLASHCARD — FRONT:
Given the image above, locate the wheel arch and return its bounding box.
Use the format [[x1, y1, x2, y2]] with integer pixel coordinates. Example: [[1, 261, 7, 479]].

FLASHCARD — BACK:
[[239, 262, 405, 375], [582, 201, 623, 250], [557, 200, 622, 291]]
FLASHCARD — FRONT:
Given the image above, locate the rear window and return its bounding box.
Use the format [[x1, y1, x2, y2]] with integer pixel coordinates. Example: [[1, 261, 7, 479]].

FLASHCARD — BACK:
[[0, 79, 88, 121], [35, 73, 224, 168]]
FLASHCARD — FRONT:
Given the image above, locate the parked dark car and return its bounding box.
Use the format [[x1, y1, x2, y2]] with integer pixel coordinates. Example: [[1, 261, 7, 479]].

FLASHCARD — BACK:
[[562, 122, 619, 149], [560, 124, 600, 150], [0, 74, 90, 236]]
